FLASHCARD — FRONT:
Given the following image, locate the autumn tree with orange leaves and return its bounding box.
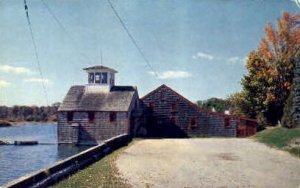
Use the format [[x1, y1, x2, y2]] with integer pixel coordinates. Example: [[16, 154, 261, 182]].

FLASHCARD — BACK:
[[233, 12, 300, 126]]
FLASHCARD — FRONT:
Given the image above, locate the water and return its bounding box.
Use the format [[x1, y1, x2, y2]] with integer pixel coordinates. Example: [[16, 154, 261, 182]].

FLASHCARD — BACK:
[[0, 123, 90, 186]]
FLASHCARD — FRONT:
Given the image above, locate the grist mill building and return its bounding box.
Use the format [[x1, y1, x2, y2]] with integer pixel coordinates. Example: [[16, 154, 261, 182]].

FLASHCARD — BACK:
[[58, 65, 257, 145], [57, 66, 139, 145]]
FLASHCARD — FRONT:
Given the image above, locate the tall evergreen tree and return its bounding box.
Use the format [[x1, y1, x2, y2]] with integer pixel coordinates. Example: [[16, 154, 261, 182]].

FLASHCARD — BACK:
[[292, 52, 300, 127], [282, 52, 300, 128]]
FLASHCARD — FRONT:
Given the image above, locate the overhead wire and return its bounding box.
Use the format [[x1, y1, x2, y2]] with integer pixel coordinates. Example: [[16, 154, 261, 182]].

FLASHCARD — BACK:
[[23, 0, 49, 106], [107, 0, 160, 79], [40, 0, 92, 66]]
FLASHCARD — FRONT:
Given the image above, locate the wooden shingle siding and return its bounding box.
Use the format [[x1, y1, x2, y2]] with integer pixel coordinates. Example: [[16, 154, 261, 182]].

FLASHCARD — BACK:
[[140, 85, 237, 137], [58, 111, 129, 145], [57, 85, 139, 145]]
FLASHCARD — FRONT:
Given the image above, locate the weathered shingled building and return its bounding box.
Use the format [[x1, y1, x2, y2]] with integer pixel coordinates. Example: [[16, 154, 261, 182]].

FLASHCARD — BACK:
[[139, 84, 257, 138], [58, 65, 257, 145], [58, 66, 139, 145]]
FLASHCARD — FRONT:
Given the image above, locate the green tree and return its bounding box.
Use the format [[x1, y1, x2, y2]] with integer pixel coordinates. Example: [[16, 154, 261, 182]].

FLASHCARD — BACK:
[[241, 12, 300, 126], [197, 98, 230, 112]]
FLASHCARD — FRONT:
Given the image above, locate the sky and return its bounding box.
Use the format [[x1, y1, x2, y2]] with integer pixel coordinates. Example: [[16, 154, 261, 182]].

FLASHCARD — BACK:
[[0, 0, 299, 106]]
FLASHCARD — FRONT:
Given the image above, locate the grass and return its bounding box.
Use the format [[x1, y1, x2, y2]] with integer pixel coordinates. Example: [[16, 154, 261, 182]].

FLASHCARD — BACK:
[[53, 144, 132, 188], [255, 127, 300, 157]]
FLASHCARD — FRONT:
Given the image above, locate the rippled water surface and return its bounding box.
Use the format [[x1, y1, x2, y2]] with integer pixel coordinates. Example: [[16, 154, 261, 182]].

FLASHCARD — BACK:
[[0, 123, 89, 186]]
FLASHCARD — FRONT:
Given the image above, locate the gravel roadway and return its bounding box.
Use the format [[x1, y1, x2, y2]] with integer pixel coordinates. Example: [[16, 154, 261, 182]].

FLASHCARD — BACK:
[[116, 138, 300, 188]]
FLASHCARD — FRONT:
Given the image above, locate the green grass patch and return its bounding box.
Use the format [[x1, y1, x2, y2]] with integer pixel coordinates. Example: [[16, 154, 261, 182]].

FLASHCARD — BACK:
[[255, 127, 300, 157], [53, 144, 132, 188]]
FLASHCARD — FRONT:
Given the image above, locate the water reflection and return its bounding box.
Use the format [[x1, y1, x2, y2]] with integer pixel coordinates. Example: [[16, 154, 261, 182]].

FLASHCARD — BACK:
[[57, 144, 90, 159]]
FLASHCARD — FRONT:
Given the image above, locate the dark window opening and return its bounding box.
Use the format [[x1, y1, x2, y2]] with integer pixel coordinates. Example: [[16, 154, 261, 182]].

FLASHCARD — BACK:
[[171, 103, 178, 112], [190, 117, 198, 129], [67, 112, 73, 123], [225, 118, 230, 128], [160, 92, 166, 101], [170, 117, 176, 124], [88, 73, 95, 84], [149, 103, 155, 111], [109, 112, 117, 122], [88, 112, 95, 123], [101, 72, 108, 84]]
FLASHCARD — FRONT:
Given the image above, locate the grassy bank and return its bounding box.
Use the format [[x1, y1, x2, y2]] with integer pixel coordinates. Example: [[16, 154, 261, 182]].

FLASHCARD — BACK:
[[54, 144, 131, 188], [255, 127, 300, 157]]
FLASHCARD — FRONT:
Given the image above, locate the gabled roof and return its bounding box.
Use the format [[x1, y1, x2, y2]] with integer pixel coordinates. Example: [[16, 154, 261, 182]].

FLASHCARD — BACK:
[[83, 65, 118, 73], [58, 85, 137, 112], [141, 84, 257, 122]]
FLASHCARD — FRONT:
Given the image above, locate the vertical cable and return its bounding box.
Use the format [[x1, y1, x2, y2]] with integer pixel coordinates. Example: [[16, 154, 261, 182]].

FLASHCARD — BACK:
[[24, 0, 49, 106]]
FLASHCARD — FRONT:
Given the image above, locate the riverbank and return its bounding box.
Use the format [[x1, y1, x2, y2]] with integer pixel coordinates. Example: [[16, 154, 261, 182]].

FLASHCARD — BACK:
[[0, 120, 12, 127], [54, 142, 132, 188], [0, 121, 56, 127]]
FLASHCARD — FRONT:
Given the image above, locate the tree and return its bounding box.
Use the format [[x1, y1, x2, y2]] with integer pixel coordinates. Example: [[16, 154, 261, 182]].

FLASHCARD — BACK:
[[282, 51, 300, 128], [292, 53, 300, 127], [228, 91, 249, 116], [197, 98, 230, 113], [241, 12, 300, 126]]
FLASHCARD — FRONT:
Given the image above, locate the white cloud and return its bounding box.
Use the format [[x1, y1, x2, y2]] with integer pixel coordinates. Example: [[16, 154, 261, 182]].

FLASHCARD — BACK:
[[0, 80, 10, 88], [148, 70, 192, 80], [192, 52, 214, 60], [0, 64, 33, 75], [24, 78, 51, 84], [227, 56, 248, 65], [227, 56, 241, 64], [291, 0, 300, 9]]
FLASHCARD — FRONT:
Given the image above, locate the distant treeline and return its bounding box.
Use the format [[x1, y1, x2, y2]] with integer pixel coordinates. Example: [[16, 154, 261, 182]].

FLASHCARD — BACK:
[[0, 103, 60, 122]]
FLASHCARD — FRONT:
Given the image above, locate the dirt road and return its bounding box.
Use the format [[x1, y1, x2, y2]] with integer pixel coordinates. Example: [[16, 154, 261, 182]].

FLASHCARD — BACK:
[[116, 138, 300, 188]]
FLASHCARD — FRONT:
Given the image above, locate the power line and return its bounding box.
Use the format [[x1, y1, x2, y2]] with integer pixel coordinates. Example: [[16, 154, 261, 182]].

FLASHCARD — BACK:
[[40, 0, 92, 66], [23, 0, 49, 106], [107, 0, 160, 79]]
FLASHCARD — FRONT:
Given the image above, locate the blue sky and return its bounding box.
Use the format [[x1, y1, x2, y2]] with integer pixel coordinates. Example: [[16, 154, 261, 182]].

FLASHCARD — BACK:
[[0, 0, 299, 106]]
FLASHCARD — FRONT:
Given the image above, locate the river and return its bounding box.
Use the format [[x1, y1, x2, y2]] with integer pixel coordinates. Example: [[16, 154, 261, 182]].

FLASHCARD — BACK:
[[0, 123, 90, 186]]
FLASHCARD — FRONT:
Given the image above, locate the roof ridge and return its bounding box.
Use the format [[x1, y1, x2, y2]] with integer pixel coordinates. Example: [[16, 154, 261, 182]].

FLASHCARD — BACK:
[[140, 84, 167, 100]]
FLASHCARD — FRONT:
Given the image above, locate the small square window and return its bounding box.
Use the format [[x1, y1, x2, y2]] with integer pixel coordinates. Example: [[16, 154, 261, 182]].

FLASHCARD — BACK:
[[67, 112, 73, 123], [109, 112, 117, 122], [171, 103, 178, 112], [190, 117, 198, 129], [224, 118, 230, 128], [88, 112, 95, 123], [170, 117, 176, 124], [149, 103, 155, 111]]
